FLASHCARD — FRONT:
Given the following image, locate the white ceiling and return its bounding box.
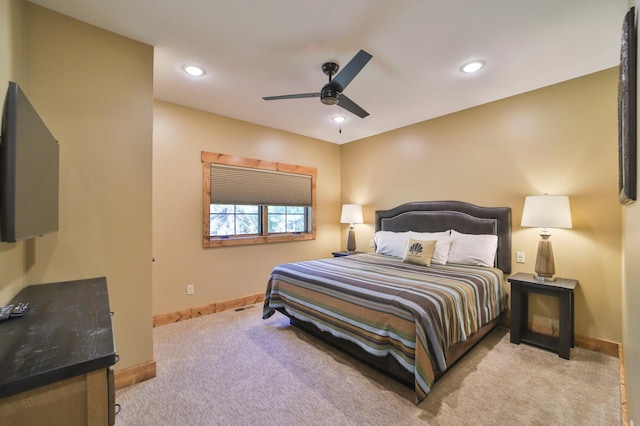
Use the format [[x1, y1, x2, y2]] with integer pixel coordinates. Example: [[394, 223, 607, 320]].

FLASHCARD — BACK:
[[30, 0, 629, 144]]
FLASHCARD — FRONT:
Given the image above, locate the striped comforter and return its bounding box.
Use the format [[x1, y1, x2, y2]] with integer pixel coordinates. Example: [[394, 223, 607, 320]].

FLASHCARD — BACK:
[[262, 253, 506, 403]]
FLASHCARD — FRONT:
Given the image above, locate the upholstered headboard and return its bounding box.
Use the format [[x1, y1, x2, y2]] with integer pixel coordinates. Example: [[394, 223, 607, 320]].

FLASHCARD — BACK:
[[375, 201, 512, 274]]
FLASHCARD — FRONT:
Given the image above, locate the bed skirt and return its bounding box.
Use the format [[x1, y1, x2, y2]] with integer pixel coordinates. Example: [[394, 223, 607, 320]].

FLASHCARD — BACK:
[[284, 308, 504, 389]]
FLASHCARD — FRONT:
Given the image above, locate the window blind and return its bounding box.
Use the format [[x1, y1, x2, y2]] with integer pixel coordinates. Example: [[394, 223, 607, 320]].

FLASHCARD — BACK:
[[210, 164, 312, 206]]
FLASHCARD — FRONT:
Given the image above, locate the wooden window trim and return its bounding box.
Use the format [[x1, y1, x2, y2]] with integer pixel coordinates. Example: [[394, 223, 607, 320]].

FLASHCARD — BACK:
[[202, 151, 316, 248]]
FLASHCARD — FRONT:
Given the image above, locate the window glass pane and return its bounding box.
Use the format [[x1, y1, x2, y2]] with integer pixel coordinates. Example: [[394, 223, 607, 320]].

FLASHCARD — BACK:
[[210, 213, 234, 236], [267, 205, 285, 233], [210, 204, 259, 236], [268, 216, 286, 233], [236, 213, 259, 234], [267, 206, 307, 233], [287, 214, 306, 232], [236, 205, 259, 213], [210, 204, 234, 213]]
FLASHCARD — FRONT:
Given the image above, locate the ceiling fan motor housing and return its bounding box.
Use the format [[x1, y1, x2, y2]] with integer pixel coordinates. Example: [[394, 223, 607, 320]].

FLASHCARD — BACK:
[[320, 84, 339, 105]]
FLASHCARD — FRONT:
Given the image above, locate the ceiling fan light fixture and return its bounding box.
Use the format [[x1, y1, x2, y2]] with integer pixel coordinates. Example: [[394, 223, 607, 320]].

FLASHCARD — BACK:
[[332, 115, 346, 124], [461, 60, 485, 74], [182, 64, 206, 77], [322, 97, 339, 105]]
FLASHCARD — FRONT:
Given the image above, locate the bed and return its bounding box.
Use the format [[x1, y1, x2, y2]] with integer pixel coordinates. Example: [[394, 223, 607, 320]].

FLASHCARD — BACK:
[[263, 201, 511, 403]]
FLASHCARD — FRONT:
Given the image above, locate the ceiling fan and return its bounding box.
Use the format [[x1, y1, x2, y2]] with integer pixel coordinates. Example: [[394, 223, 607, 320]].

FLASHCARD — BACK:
[[263, 49, 372, 118]]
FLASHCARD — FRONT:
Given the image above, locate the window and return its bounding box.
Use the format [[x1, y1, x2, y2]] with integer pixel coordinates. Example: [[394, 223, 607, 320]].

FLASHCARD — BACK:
[[202, 151, 316, 247]]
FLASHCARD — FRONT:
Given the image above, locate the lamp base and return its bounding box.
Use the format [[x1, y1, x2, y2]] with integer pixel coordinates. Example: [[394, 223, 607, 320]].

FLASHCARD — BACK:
[[346, 228, 356, 253], [534, 238, 556, 281], [534, 275, 557, 282]]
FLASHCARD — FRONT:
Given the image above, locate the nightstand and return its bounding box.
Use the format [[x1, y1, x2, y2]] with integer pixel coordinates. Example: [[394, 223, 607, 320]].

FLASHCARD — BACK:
[[331, 251, 363, 257], [508, 272, 578, 359]]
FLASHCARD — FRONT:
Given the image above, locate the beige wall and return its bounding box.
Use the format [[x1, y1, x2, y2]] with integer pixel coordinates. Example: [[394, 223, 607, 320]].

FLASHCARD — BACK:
[[0, 0, 27, 304], [152, 101, 341, 315], [623, 179, 640, 425], [0, 3, 154, 372], [0, 0, 24, 86], [341, 68, 622, 343], [623, 1, 640, 423]]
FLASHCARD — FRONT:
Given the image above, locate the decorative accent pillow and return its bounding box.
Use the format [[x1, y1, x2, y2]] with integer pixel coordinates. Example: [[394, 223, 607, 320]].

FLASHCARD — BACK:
[[402, 239, 437, 266], [374, 231, 412, 257], [409, 231, 452, 265], [447, 230, 498, 267]]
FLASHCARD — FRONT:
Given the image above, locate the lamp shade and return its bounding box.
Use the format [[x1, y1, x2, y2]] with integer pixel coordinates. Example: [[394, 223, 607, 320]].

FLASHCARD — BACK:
[[340, 204, 363, 225], [521, 195, 572, 229]]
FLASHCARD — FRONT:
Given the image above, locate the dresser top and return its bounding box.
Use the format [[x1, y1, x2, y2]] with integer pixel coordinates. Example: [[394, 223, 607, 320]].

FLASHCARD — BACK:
[[0, 277, 116, 399]]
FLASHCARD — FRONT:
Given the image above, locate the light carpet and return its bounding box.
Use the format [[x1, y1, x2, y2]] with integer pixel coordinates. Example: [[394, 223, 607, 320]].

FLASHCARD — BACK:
[[115, 304, 621, 425]]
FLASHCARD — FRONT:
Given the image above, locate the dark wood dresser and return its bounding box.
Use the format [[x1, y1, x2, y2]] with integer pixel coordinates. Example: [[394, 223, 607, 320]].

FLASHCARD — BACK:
[[0, 277, 117, 425]]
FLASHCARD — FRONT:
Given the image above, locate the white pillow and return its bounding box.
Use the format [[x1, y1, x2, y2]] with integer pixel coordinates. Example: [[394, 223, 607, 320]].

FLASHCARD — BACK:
[[403, 239, 437, 266], [374, 231, 412, 257], [408, 231, 452, 265], [431, 239, 453, 265], [447, 230, 498, 267], [408, 231, 450, 240]]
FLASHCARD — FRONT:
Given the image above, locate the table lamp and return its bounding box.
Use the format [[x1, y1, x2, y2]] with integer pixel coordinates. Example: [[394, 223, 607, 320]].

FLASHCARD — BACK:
[[521, 194, 572, 281], [340, 204, 363, 253]]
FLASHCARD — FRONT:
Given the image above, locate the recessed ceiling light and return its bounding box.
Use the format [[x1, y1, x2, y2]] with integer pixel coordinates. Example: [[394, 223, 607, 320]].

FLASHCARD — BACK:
[[182, 64, 206, 77], [461, 60, 485, 74], [332, 115, 346, 124]]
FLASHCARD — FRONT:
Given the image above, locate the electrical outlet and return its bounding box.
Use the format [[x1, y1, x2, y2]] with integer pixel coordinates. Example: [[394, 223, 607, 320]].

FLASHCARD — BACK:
[[516, 251, 525, 263], [186, 284, 195, 295]]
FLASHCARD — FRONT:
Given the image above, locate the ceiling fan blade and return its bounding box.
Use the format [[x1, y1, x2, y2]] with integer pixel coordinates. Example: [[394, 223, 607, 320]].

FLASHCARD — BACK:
[[337, 93, 369, 118], [263, 93, 320, 101], [330, 50, 372, 92]]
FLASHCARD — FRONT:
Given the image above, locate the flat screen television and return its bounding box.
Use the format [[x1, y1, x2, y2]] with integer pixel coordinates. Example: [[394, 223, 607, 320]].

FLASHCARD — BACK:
[[0, 81, 59, 242]]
